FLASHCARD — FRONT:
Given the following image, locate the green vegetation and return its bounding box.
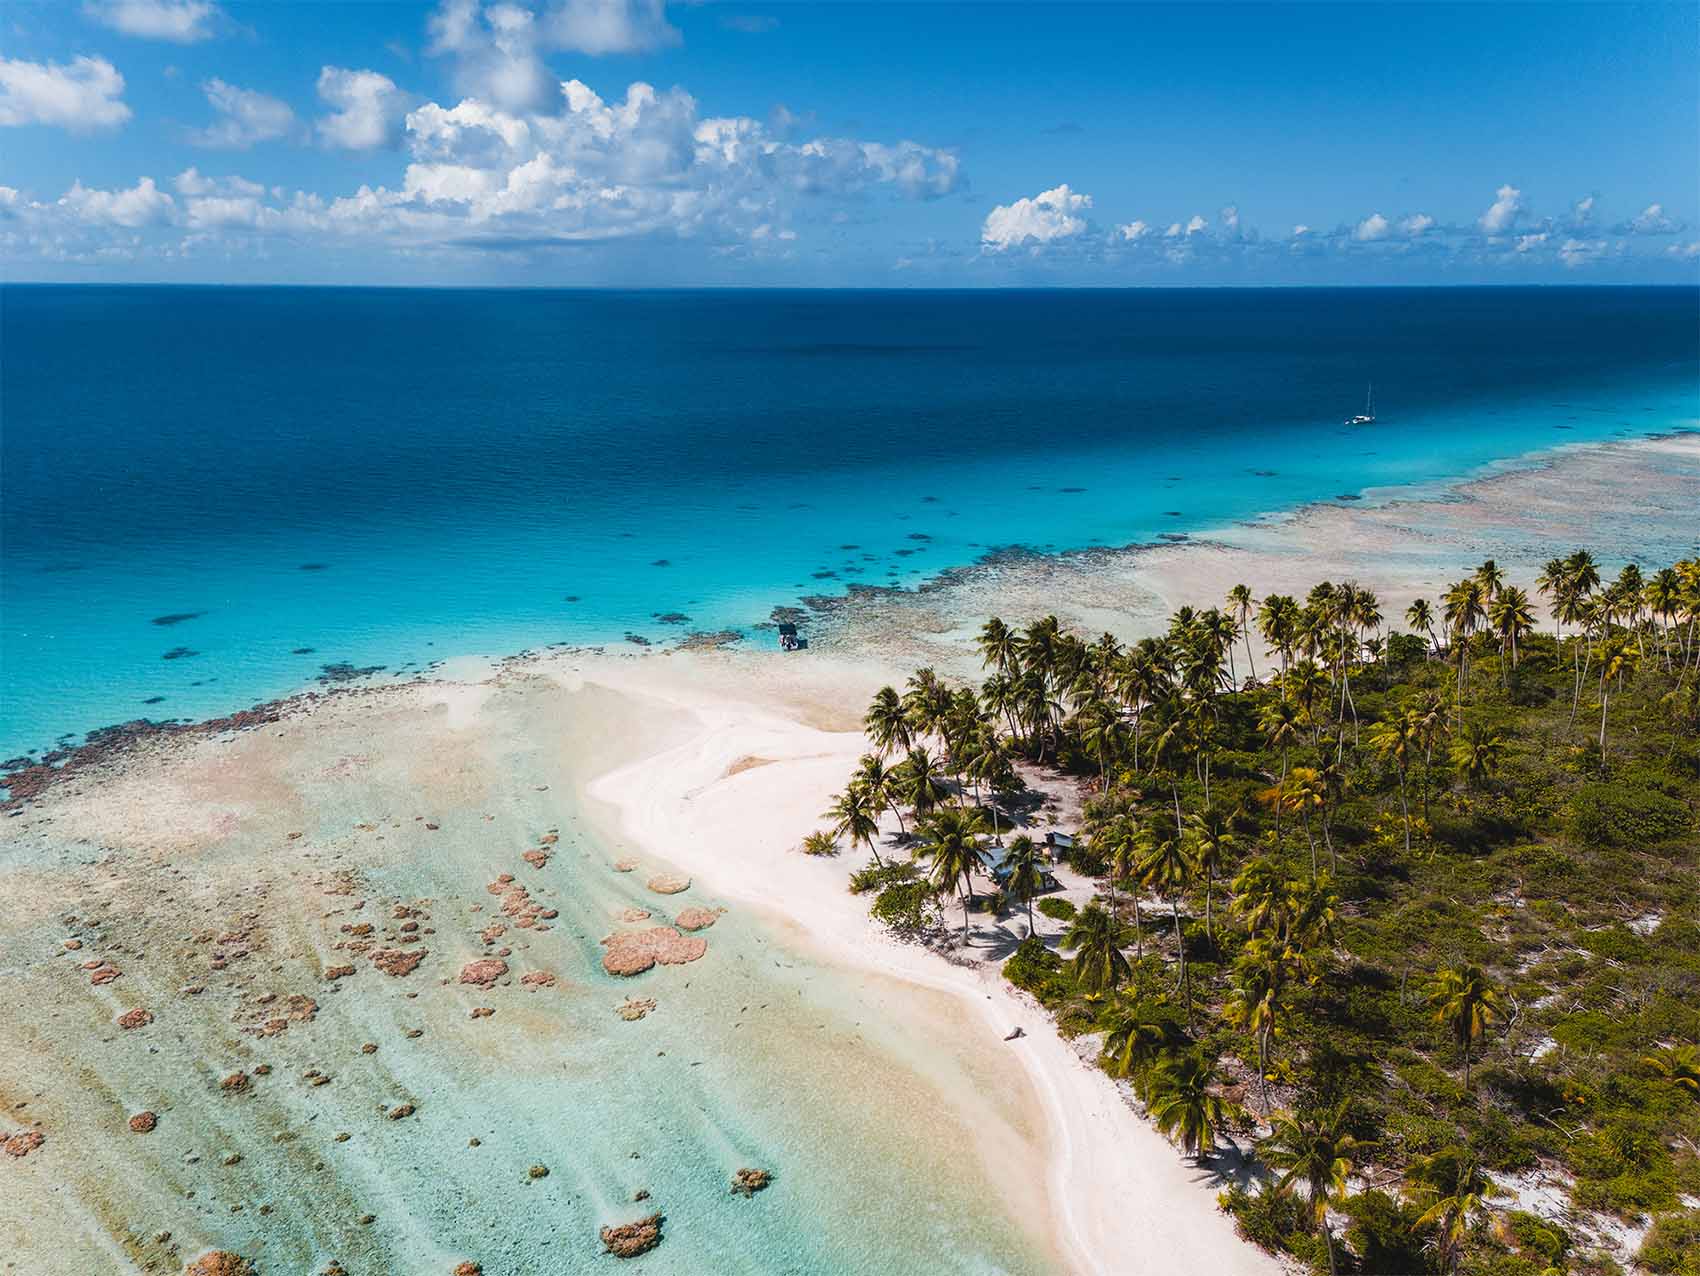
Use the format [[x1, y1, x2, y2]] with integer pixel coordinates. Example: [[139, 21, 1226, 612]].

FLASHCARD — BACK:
[[826, 552, 1700, 1274]]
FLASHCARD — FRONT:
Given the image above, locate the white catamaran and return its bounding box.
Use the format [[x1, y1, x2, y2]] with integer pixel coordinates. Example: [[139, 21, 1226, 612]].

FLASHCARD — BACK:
[[1346, 383, 1376, 426]]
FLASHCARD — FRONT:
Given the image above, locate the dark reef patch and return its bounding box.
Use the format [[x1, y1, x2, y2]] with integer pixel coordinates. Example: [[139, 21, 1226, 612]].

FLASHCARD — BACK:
[[162, 647, 198, 661], [151, 612, 205, 627]]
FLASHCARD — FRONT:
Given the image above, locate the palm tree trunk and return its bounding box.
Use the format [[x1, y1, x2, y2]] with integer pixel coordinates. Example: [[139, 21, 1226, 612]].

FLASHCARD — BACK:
[[1322, 1223, 1337, 1276], [1399, 766, 1411, 854], [1303, 812, 1318, 880]]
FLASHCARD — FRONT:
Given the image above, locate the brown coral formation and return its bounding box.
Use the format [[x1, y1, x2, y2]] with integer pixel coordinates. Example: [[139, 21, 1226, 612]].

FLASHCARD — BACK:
[[3, 1131, 45, 1158], [220, 1072, 250, 1094], [519, 971, 557, 990], [246, 993, 318, 1037], [600, 1213, 663, 1259], [386, 1103, 415, 1120], [645, 874, 690, 895], [453, 1265, 483, 1276], [184, 1253, 254, 1276], [324, 964, 356, 980], [616, 997, 657, 1021], [458, 958, 507, 987], [87, 961, 123, 985], [521, 849, 549, 869], [117, 1008, 154, 1030], [731, 1168, 771, 1197], [672, 907, 721, 932], [369, 947, 426, 977], [613, 857, 638, 873], [486, 876, 547, 929], [128, 1112, 157, 1134], [600, 927, 707, 977]]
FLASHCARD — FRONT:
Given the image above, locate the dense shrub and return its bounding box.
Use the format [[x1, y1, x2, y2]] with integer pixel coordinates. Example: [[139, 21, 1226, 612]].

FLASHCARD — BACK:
[[1637, 1210, 1700, 1276], [1036, 896, 1077, 921], [1568, 783, 1691, 847], [1002, 936, 1073, 1005]]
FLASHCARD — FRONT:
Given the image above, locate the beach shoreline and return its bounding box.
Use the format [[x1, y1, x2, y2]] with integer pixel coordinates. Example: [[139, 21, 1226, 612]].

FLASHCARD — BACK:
[[4, 428, 1697, 1274]]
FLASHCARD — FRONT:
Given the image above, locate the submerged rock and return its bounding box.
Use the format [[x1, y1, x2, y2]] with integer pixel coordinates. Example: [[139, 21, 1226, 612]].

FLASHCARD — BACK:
[[458, 958, 507, 987], [600, 1213, 663, 1259], [3, 1131, 45, 1158], [116, 1008, 154, 1030], [184, 1254, 254, 1276], [600, 928, 707, 977], [731, 1168, 771, 1197], [673, 907, 720, 932], [369, 948, 426, 977], [645, 874, 690, 895], [128, 1112, 157, 1134]]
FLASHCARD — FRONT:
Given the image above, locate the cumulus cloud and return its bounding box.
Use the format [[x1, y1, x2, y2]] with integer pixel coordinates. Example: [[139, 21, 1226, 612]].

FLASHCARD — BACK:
[[1400, 213, 1434, 236], [58, 176, 174, 226], [1665, 241, 1700, 259], [1117, 219, 1150, 241], [83, 0, 220, 42], [192, 78, 295, 148], [0, 56, 131, 131], [316, 67, 410, 150], [980, 184, 1091, 251], [1514, 232, 1547, 253], [1183, 213, 1207, 235], [1478, 182, 1523, 234], [1570, 194, 1595, 226], [1558, 237, 1597, 268], [1354, 212, 1389, 241], [1625, 202, 1679, 235]]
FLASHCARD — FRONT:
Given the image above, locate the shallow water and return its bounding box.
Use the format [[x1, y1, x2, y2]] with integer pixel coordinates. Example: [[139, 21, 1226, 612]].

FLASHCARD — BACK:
[[3, 285, 1696, 758], [0, 679, 1056, 1275]]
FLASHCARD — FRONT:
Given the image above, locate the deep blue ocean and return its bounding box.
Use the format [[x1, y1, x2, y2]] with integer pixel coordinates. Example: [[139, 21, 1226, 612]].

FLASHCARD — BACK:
[[3, 285, 1696, 760]]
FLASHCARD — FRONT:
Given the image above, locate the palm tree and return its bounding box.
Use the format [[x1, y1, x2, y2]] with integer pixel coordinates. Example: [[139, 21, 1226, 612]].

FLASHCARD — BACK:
[[977, 616, 1018, 673], [1642, 1043, 1700, 1099], [1411, 689, 1450, 824], [1448, 720, 1506, 790], [1228, 583, 1259, 683], [1147, 1053, 1239, 1160], [1404, 1145, 1502, 1276], [1224, 938, 1293, 1113], [1139, 834, 1197, 1017], [1257, 594, 1300, 682], [1489, 585, 1536, 674], [824, 784, 884, 867], [1367, 708, 1420, 853], [918, 806, 990, 946], [1426, 963, 1503, 1089], [896, 747, 949, 819], [1281, 767, 1328, 880], [1406, 597, 1439, 659], [1000, 834, 1046, 935], [854, 753, 906, 836], [1063, 902, 1130, 995], [1102, 998, 1182, 1078], [1258, 696, 1301, 785], [864, 686, 911, 758], [1262, 1101, 1363, 1276], [1593, 631, 1640, 760], [1442, 577, 1488, 696], [1184, 810, 1236, 948], [801, 830, 839, 856]]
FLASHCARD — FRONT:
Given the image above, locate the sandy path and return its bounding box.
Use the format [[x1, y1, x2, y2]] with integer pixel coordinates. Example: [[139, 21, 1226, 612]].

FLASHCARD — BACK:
[[581, 664, 1281, 1276]]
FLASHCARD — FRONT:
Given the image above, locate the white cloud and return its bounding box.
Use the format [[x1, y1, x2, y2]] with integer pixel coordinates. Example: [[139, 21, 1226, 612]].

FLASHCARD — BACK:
[[428, 1, 679, 113], [1400, 213, 1434, 236], [1218, 204, 1239, 234], [1558, 237, 1595, 268], [1571, 194, 1595, 225], [1117, 219, 1150, 241], [1184, 213, 1207, 236], [1292, 224, 1310, 237], [1627, 202, 1678, 234], [1514, 232, 1547, 253], [0, 55, 131, 131], [193, 78, 295, 148], [58, 176, 174, 226], [316, 67, 409, 150], [173, 166, 264, 198], [1163, 221, 1182, 238], [543, 0, 679, 54], [1354, 212, 1389, 241], [1665, 241, 1700, 259], [1478, 182, 1523, 234], [980, 184, 1091, 251], [83, 0, 219, 42]]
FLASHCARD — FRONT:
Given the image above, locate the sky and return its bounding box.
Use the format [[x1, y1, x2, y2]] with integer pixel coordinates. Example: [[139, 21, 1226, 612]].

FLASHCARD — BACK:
[[2, 0, 1697, 286]]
